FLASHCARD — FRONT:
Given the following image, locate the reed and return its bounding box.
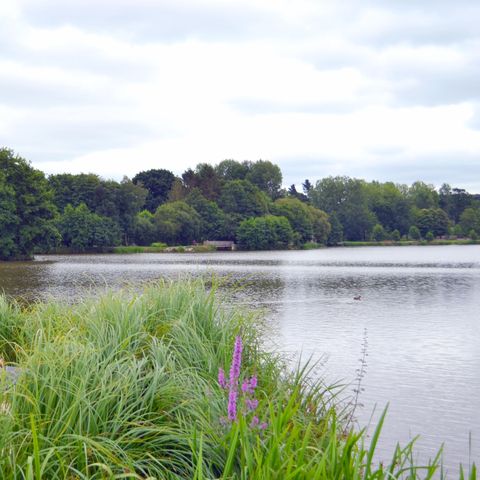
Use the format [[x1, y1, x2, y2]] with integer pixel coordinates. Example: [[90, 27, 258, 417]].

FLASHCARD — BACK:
[[0, 281, 471, 478]]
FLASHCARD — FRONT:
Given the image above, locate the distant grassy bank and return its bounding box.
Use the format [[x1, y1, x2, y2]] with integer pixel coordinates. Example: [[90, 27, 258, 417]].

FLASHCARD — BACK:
[[340, 239, 480, 247], [0, 280, 470, 478]]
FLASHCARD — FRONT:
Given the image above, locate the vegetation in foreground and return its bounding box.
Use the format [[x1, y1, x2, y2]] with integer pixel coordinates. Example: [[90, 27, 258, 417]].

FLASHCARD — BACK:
[[0, 280, 471, 479]]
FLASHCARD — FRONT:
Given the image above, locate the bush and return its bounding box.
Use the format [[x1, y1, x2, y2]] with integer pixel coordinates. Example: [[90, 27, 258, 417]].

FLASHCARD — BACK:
[[408, 225, 421, 240], [425, 231, 434, 241]]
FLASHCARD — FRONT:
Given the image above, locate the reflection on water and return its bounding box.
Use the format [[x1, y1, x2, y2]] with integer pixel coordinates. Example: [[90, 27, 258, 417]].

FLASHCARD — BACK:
[[1, 245, 480, 472]]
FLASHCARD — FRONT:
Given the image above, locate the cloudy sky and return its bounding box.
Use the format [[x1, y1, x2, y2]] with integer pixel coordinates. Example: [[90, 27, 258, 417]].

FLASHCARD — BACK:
[[1, 0, 480, 191]]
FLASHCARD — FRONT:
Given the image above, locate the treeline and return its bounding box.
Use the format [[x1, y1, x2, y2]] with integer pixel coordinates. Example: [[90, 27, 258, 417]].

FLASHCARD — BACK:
[[1, 147, 480, 259]]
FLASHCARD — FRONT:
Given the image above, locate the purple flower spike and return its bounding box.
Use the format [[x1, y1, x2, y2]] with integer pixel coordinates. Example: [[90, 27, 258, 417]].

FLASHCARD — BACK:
[[228, 387, 238, 421], [246, 398, 259, 411], [260, 422, 268, 430], [229, 336, 243, 388], [250, 416, 259, 428], [241, 380, 249, 393], [218, 368, 227, 389]]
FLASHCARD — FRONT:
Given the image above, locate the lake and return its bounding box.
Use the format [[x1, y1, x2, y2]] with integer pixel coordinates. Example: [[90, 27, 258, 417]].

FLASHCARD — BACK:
[[1, 245, 479, 473]]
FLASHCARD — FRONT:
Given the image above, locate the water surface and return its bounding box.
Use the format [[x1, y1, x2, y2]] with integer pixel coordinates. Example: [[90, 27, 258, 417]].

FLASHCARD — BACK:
[[1, 245, 479, 472]]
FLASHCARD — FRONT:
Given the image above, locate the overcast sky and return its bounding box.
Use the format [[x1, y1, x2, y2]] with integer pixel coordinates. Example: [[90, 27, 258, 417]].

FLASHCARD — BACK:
[[1, 0, 480, 191]]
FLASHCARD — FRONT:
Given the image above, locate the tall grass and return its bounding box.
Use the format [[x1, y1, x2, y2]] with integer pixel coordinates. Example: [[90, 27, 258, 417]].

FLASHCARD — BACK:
[[0, 281, 472, 478]]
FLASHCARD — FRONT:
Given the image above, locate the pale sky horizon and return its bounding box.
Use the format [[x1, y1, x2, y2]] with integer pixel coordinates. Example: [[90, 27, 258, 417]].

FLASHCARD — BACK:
[[1, 0, 480, 192]]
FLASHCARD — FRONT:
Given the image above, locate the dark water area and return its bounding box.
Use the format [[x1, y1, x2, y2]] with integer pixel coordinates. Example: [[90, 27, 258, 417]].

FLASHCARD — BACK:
[[1, 245, 479, 473]]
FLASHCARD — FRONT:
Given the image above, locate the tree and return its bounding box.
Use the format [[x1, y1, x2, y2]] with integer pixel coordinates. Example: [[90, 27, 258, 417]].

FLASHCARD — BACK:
[[408, 225, 421, 240], [133, 210, 156, 246], [415, 208, 450, 237], [185, 189, 226, 240], [132, 169, 175, 212], [327, 213, 343, 245], [459, 207, 480, 235], [215, 159, 251, 181], [58, 203, 121, 251], [310, 176, 376, 240], [48, 173, 101, 212], [219, 180, 270, 219], [408, 181, 439, 209], [0, 149, 58, 260], [236, 216, 293, 250], [154, 201, 201, 245], [246, 160, 283, 199], [372, 224, 386, 241], [306, 205, 331, 244], [273, 197, 313, 244]]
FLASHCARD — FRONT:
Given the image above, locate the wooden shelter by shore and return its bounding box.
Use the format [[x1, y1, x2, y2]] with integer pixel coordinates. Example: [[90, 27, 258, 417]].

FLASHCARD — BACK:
[[203, 240, 236, 251]]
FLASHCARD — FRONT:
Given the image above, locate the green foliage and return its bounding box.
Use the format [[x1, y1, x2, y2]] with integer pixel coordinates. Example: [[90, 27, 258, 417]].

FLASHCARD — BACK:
[[154, 201, 201, 245], [425, 231, 435, 241], [0, 282, 451, 478], [0, 148, 58, 260], [460, 207, 480, 236], [409, 181, 439, 209], [236, 215, 293, 250], [391, 229, 401, 241], [469, 229, 478, 241], [408, 225, 421, 240], [372, 223, 386, 241], [246, 160, 283, 199], [327, 212, 343, 245], [219, 180, 270, 219], [57, 203, 121, 251], [415, 208, 450, 237], [273, 197, 313, 244], [132, 168, 175, 212], [215, 159, 251, 181]]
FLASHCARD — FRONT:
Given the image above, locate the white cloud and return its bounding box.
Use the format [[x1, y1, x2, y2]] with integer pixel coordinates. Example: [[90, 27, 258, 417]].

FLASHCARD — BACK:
[[1, 0, 480, 191]]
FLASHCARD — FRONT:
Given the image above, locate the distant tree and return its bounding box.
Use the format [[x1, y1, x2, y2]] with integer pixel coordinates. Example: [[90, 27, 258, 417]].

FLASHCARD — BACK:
[[236, 215, 293, 250], [408, 225, 421, 240], [246, 160, 283, 199], [469, 229, 478, 241], [391, 229, 401, 241], [132, 169, 175, 212], [48, 173, 101, 212], [327, 212, 343, 245], [302, 179, 312, 196], [415, 208, 450, 237], [0, 149, 58, 260], [306, 205, 331, 244], [288, 184, 309, 203], [133, 210, 156, 246], [408, 181, 439, 209], [154, 201, 201, 245], [185, 189, 226, 240], [372, 224, 386, 241], [215, 159, 251, 181], [425, 231, 434, 242], [273, 197, 313, 244], [459, 207, 480, 236], [219, 180, 270, 218], [58, 203, 120, 251]]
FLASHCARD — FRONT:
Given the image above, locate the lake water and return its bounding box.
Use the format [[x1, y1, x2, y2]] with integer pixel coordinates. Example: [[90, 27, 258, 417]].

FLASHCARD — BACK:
[[1, 245, 479, 473]]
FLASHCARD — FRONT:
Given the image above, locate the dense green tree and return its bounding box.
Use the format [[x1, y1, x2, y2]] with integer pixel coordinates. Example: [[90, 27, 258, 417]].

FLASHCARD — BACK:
[[185, 189, 226, 240], [459, 207, 480, 235], [48, 173, 101, 212], [246, 160, 283, 199], [365, 182, 411, 234], [219, 180, 270, 218], [415, 208, 450, 237], [306, 205, 331, 244], [391, 229, 401, 241], [189, 163, 223, 200], [215, 159, 251, 181], [0, 149, 58, 260], [372, 224, 386, 241], [116, 178, 148, 244], [236, 215, 293, 250], [133, 210, 157, 246], [132, 169, 175, 212], [154, 201, 201, 245], [58, 203, 120, 251], [408, 225, 421, 240], [327, 213, 343, 245], [273, 197, 313, 244], [408, 181, 439, 209], [310, 176, 376, 240]]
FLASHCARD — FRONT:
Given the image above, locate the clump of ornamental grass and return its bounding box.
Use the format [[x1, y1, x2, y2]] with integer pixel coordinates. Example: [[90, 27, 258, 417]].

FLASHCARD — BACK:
[[0, 279, 468, 479]]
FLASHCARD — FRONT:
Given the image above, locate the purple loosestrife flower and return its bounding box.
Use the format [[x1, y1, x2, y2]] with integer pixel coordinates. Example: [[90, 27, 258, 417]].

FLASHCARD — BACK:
[[246, 398, 259, 411], [250, 416, 259, 428], [218, 368, 227, 389], [229, 336, 243, 387], [242, 375, 257, 395], [228, 386, 238, 421]]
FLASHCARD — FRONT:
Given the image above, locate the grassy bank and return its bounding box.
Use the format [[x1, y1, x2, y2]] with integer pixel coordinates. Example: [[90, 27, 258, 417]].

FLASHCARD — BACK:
[[340, 239, 480, 247], [0, 281, 470, 478]]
